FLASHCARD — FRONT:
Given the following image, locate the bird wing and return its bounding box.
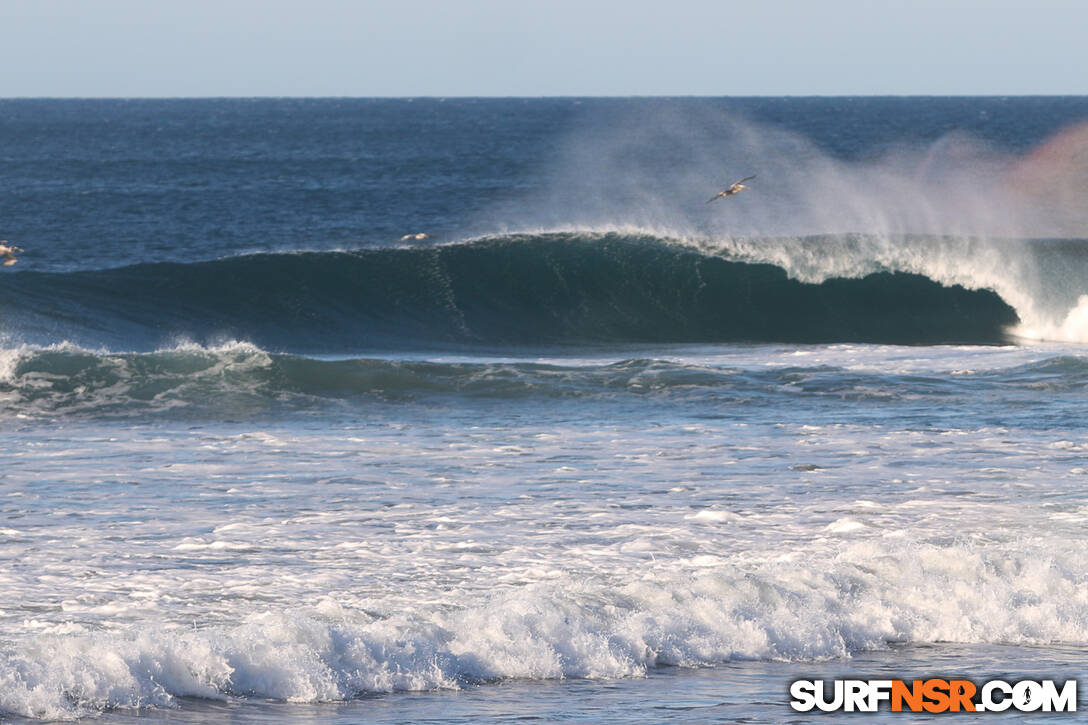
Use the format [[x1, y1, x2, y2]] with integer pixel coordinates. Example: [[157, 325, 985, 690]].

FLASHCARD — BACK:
[[706, 192, 725, 203], [735, 175, 756, 184]]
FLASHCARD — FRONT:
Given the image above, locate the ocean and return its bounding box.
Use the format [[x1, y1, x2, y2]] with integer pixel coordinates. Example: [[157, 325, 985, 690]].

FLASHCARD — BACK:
[[1, 97, 1087, 722]]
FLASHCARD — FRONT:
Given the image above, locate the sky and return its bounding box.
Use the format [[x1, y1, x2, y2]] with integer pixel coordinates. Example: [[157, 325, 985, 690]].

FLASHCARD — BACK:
[[0, 0, 1085, 97]]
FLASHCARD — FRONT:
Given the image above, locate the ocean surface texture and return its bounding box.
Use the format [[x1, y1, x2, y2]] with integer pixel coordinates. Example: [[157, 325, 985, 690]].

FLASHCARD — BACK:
[[1, 97, 1088, 723]]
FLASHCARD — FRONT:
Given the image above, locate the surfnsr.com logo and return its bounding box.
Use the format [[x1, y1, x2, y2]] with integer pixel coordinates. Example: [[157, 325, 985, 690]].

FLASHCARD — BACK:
[[790, 679, 1077, 713]]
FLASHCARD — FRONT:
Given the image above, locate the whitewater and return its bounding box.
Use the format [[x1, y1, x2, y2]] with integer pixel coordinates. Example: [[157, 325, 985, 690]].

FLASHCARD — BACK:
[[1, 97, 1087, 722]]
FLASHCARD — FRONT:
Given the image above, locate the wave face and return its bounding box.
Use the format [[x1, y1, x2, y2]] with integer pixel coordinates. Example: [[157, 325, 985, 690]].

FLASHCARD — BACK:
[[0, 234, 1017, 350]]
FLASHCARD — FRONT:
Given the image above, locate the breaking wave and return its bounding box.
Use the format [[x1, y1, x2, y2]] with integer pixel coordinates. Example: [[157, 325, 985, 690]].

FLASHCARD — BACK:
[[1, 534, 1085, 719], [0, 233, 1020, 351]]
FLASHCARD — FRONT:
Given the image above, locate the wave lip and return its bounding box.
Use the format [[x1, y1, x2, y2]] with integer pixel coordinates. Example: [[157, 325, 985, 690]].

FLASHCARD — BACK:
[[0, 234, 1018, 350]]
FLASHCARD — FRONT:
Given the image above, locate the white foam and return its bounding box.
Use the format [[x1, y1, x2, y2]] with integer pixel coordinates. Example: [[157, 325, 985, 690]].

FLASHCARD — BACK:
[[0, 339, 278, 419], [825, 518, 867, 533], [1018, 294, 1088, 342], [3, 343, 1088, 719], [2, 532, 1086, 719]]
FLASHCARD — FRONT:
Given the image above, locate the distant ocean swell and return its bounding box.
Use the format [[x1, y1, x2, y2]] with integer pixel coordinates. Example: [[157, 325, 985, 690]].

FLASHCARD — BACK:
[[1, 534, 1085, 719], [0, 234, 1017, 350]]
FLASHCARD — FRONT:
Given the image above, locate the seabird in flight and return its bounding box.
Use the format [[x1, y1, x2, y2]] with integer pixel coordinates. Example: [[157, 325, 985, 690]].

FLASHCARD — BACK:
[[0, 242, 22, 267], [399, 233, 432, 242], [707, 175, 756, 203]]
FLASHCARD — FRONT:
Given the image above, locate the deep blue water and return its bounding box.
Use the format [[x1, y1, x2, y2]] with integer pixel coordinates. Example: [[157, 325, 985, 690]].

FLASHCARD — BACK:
[[1, 98, 1088, 722], [2, 97, 1087, 272]]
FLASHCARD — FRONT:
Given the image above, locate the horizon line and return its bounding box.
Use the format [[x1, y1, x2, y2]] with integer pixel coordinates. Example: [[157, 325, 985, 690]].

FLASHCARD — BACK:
[[1, 93, 1086, 101]]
